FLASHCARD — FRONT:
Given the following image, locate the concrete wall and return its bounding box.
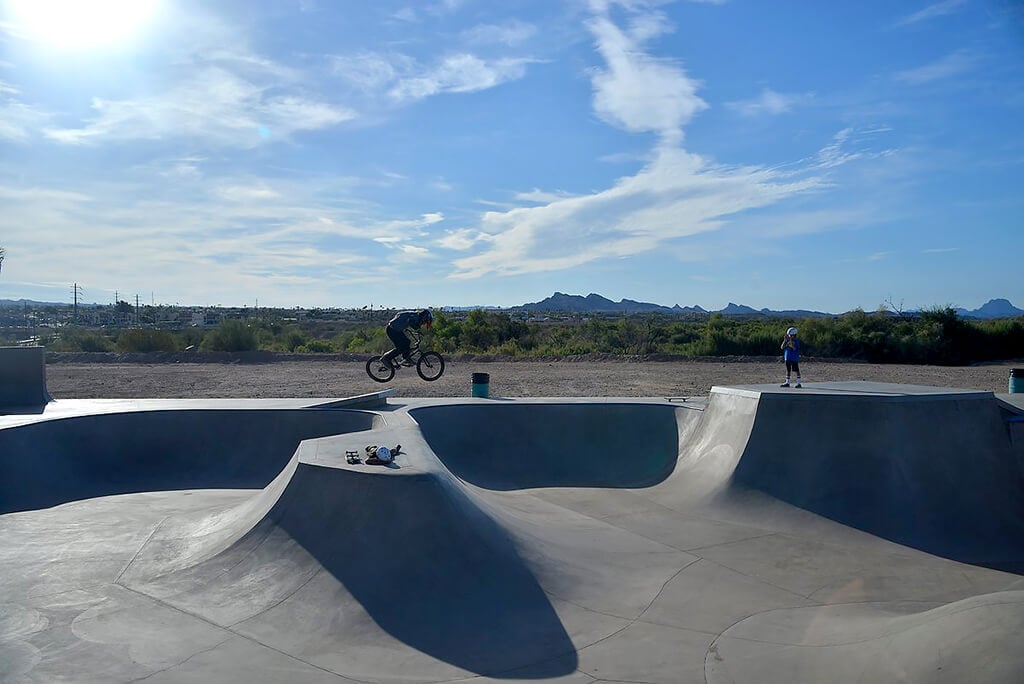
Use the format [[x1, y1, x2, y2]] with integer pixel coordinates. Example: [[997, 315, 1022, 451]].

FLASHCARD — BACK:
[[0, 346, 51, 408]]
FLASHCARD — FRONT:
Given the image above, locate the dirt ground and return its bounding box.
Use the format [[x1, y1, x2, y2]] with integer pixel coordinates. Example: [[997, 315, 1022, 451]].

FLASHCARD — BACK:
[[44, 356, 1022, 400]]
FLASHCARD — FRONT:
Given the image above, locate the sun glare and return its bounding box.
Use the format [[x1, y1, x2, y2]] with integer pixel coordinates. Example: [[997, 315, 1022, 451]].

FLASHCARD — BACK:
[[6, 0, 159, 49]]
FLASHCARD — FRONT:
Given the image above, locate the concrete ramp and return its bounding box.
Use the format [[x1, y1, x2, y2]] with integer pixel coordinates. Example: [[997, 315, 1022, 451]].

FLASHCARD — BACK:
[[720, 385, 1024, 569], [643, 384, 1024, 571], [412, 402, 682, 489], [2, 386, 1024, 683], [121, 458, 579, 681], [0, 407, 380, 513]]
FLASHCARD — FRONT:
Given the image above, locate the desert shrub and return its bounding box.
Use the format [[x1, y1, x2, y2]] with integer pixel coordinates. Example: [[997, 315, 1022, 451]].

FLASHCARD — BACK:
[[118, 328, 179, 352], [48, 326, 116, 352], [296, 339, 335, 353], [200, 319, 257, 352]]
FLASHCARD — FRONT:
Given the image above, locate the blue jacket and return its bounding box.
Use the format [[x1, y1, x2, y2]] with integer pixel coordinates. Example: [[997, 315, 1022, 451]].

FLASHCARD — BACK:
[[782, 337, 800, 362]]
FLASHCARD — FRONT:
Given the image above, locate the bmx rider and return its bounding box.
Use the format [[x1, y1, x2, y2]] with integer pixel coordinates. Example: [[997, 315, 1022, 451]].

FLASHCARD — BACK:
[[382, 309, 433, 368]]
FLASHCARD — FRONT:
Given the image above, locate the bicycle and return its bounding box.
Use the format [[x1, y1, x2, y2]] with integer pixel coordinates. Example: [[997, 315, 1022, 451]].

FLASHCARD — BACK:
[[365, 329, 446, 383]]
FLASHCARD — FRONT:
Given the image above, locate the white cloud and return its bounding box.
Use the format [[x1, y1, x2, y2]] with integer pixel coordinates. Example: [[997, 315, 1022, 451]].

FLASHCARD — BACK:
[[389, 54, 532, 102], [332, 50, 534, 104], [894, 51, 977, 85], [0, 82, 50, 141], [924, 247, 960, 253], [816, 128, 863, 168], [449, 146, 823, 279], [515, 188, 579, 203], [333, 52, 411, 92], [586, 10, 706, 142], [215, 183, 281, 202], [462, 20, 537, 46], [443, 4, 851, 281], [437, 228, 492, 250], [727, 88, 810, 116], [43, 68, 355, 147], [893, 0, 968, 27]]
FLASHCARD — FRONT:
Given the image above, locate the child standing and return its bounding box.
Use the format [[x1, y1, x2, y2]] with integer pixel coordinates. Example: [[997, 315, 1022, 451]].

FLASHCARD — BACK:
[[780, 327, 802, 388]]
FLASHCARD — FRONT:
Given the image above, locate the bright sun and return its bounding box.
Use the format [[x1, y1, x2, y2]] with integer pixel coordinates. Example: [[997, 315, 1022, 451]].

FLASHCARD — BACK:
[[6, 0, 159, 49]]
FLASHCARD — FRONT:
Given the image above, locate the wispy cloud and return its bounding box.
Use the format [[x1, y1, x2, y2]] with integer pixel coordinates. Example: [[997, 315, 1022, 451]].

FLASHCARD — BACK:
[[449, 145, 824, 279], [0, 167, 449, 304], [0, 82, 50, 141], [442, 3, 874, 280], [332, 51, 534, 104], [43, 67, 355, 147], [389, 54, 533, 102], [727, 88, 812, 116], [924, 247, 960, 253], [893, 0, 968, 28], [894, 50, 977, 85], [462, 20, 537, 46]]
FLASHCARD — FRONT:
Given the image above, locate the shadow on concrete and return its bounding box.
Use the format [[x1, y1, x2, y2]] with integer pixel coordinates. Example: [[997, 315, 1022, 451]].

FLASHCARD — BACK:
[[730, 394, 1024, 574], [0, 409, 377, 514], [239, 464, 578, 678], [411, 403, 680, 490]]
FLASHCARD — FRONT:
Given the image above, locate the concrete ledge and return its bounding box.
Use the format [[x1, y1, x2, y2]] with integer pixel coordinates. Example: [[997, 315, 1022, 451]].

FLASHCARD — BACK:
[[0, 346, 51, 409], [713, 381, 991, 402], [310, 388, 395, 409]]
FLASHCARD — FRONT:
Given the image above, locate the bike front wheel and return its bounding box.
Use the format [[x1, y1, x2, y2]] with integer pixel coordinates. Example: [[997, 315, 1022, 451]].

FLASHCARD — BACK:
[[416, 351, 445, 381], [366, 355, 396, 383]]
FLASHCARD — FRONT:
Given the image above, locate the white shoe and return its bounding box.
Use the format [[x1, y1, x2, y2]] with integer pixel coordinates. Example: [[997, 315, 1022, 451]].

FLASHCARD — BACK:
[[780, 382, 790, 388]]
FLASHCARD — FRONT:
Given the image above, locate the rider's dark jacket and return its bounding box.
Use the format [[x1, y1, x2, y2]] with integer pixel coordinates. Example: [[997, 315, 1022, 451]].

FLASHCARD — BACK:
[[387, 311, 424, 332]]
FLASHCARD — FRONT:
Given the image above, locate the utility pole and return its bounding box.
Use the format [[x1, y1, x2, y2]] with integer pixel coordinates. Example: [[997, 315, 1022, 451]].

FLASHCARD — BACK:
[[135, 294, 140, 326], [72, 283, 83, 321]]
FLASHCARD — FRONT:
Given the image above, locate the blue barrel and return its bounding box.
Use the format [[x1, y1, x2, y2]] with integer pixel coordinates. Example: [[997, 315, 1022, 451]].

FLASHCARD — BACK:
[[1010, 368, 1023, 394], [471, 372, 490, 398]]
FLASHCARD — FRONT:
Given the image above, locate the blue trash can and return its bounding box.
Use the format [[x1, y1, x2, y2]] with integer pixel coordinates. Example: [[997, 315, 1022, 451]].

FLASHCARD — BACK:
[[472, 372, 490, 398], [1010, 368, 1023, 394]]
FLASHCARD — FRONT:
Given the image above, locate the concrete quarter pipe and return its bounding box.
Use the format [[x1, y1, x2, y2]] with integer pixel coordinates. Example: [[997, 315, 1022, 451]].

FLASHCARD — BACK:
[[1, 382, 1023, 683]]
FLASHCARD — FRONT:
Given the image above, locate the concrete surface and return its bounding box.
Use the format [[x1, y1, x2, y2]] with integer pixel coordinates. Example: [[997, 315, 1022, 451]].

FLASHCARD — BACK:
[[1, 382, 1023, 683]]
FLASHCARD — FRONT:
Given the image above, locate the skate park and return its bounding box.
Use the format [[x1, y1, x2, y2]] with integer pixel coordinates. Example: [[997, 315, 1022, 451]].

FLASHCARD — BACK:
[[2, 348, 1024, 683]]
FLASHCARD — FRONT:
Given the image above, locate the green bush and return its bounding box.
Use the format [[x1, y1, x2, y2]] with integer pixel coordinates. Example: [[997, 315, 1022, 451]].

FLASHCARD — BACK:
[[118, 328, 179, 352], [48, 326, 116, 352], [200, 319, 257, 352], [296, 339, 335, 353]]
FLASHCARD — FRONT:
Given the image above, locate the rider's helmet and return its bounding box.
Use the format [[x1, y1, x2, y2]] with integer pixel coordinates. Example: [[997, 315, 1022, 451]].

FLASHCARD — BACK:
[[419, 309, 433, 326], [787, 327, 798, 336]]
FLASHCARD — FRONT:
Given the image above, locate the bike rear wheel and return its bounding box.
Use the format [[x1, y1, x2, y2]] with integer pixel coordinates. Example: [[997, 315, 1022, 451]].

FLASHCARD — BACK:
[[416, 351, 445, 381], [366, 355, 396, 383]]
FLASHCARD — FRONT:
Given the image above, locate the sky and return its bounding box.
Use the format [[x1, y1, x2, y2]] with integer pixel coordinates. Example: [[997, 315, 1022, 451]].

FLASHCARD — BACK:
[[0, 0, 1022, 313]]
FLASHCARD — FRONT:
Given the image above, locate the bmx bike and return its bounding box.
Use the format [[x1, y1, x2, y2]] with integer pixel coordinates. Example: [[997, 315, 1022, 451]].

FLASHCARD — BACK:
[[365, 330, 446, 383]]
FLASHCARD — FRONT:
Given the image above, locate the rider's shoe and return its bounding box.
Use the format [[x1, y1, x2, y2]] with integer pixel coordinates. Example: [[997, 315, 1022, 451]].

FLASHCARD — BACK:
[[780, 382, 790, 387], [400, 357, 415, 367]]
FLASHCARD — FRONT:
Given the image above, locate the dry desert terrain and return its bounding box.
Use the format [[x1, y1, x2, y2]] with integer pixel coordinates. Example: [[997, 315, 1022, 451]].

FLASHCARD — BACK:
[[44, 355, 1022, 399]]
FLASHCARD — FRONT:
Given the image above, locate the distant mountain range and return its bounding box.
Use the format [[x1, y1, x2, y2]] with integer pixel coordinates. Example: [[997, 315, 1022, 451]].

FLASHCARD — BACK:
[[953, 298, 1024, 320], [514, 292, 832, 318], [3, 294, 1022, 319], [515, 292, 1024, 320]]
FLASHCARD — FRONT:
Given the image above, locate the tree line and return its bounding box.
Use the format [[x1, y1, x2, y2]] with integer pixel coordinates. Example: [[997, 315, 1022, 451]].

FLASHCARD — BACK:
[[34, 306, 1024, 366]]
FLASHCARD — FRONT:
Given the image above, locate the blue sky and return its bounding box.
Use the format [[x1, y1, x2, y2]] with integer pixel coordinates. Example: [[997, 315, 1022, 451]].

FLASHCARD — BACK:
[[0, 0, 1022, 313]]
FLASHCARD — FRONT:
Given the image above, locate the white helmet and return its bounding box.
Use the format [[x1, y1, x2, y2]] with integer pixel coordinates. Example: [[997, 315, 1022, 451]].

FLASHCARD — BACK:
[[787, 327, 798, 336]]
